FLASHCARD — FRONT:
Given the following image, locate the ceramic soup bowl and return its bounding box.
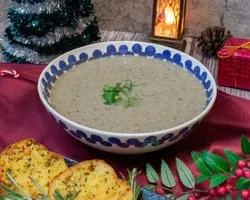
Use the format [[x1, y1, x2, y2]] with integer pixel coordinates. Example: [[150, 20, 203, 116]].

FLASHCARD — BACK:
[[38, 41, 217, 154]]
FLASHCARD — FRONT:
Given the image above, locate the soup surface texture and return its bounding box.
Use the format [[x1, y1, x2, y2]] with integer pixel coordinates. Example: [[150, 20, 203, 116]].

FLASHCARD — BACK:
[[50, 56, 206, 133]]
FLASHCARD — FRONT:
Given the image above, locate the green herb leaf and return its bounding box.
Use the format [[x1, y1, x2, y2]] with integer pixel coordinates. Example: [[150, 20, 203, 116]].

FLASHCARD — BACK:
[[165, 194, 175, 200], [102, 80, 138, 108], [224, 194, 233, 200], [146, 163, 159, 183], [0, 183, 25, 199], [191, 151, 213, 177], [67, 190, 81, 200], [127, 168, 141, 200], [102, 91, 116, 105], [114, 83, 122, 92], [29, 176, 49, 199], [225, 149, 242, 168], [161, 159, 176, 188], [103, 85, 114, 92], [176, 194, 191, 200], [143, 184, 155, 191], [123, 80, 133, 91], [176, 158, 195, 189], [210, 174, 229, 188], [197, 174, 209, 183], [202, 151, 230, 173], [53, 190, 65, 200], [237, 195, 243, 200], [236, 177, 250, 190], [6, 172, 29, 198], [241, 135, 250, 155]]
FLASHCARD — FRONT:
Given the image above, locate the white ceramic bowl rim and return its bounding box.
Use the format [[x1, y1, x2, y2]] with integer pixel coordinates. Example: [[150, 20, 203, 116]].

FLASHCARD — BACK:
[[37, 41, 217, 138]]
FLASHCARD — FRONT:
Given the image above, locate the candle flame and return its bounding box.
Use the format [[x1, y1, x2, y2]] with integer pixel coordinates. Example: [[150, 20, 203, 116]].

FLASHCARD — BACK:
[[154, 0, 181, 38], [164, 8, 175, 24]]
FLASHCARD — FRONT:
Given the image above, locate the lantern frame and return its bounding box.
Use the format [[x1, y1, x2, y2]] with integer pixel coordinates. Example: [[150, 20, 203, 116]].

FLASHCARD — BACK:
[[149, 0, 187, 51]]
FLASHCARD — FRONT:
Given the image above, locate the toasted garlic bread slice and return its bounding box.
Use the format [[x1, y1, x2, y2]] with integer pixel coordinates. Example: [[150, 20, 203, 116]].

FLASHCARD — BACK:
[[0, 138, 68, 198], [48, 159, 133, 200]]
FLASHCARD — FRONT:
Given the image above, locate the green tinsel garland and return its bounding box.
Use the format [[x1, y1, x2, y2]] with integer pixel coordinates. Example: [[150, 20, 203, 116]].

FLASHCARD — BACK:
[[4, 19, 100, 56], [8, 0, 93, 36], [2, 0, 101, 63], [13, 0, 45, 4], [2, 50, 28, 63]]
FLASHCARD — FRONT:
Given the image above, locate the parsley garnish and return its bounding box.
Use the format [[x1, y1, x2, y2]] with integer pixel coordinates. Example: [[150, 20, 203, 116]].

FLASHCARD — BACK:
[[102, 80, 139, 108]]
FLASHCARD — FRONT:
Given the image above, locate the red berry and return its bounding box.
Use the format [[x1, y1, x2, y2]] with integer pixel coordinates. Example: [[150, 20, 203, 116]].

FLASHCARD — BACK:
[[209, 188, 217, 196], [241, 190, 250, 199], [225, 184, 233, 192], [194, 192, 200, 198], [247, 161, 250, 168], [155, 187, 165, 195], [187, 196, 196, 200], [217, 186, 227, 197], [235, 168, 244, 177], [238, 160, 247, 169], [226, 177, 237, 185], [244, 170, 250, 178]]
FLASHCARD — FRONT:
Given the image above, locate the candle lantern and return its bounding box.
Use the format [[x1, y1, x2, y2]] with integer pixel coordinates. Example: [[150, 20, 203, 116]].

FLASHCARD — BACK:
[[149, 0, 187, 51]]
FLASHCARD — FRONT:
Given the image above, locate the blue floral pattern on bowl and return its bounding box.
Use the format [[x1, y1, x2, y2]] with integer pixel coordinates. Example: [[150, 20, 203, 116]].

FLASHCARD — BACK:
[[38, 42, 217, 154]]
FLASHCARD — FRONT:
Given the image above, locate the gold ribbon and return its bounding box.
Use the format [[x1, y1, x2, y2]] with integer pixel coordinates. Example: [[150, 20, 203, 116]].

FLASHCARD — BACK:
[[218, 40, 250, 58]]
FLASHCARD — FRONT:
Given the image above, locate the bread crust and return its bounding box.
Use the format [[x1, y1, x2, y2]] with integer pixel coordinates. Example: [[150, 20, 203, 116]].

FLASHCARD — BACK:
[[48, 159, 133, 200], [0, 138, 68, 198]]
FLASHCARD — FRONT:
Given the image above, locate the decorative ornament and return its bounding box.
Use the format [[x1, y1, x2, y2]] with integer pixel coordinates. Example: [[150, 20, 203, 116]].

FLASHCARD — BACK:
[[2, 0, 100, 64], [144, 135, 250, 199], [5, 16, 93, 47], [0, 69, 20, 78], [12, 1, 64, 15], [197, 26, 233, 57]]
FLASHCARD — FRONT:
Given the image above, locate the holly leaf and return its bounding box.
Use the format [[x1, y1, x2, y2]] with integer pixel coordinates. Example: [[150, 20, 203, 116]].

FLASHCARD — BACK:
[[165, 194, 175, 200], [176, 194, 190, 200], [161, 160, 176, 188], [236, 177, 250, 190], [146, 163, 159, 183], [225, 149, 242, 168], [237, 195, 243, 200], [241, 135, 250, 155], [202, 151, 230, 173], [143, 184, 155, 191], [176, 158, 195, 189], [224, 194, 233, 200], [231, 165, 237, 174], [197, 174, 209, 183], [210, 174, 229, 188], [191, 151, 213, 176]]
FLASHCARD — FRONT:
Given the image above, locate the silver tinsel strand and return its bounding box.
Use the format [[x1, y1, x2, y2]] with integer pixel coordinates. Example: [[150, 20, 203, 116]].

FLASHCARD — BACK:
[[11, 15, 95, 47], [13, 0, 64, 15], [2, 37, 59, 64]]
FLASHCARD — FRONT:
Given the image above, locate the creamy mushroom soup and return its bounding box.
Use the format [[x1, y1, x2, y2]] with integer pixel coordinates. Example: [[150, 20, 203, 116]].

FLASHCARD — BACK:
[[49, 56, 206, 133]]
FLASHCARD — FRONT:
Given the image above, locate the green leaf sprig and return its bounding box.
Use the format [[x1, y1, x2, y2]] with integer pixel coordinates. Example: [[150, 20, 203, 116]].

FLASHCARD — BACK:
[[1, 169, 142, 200], [102, 80, 139, 108], [0, 172, 80, 200], [144, 135, 250, 200], [120, 168, 141, 200]]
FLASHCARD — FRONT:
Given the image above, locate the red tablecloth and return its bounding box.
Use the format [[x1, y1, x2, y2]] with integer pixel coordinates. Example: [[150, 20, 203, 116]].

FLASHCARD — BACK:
[[1, 63, 250, 198]]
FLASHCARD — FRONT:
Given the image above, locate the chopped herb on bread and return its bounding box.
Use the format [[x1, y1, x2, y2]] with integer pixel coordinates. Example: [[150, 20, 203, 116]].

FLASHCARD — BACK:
[[48, 159, 133, 200], [0, 138, 68, 198]]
